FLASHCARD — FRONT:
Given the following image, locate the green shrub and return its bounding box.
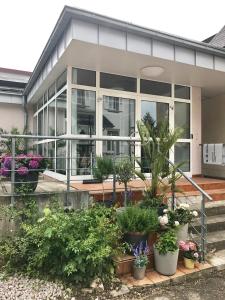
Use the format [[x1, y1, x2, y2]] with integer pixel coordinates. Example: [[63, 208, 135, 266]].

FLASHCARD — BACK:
[[93, 156, 113, 181], [155, 230, 178, 255], [0, 205, 122, 284], [117, 206, 158, 234]]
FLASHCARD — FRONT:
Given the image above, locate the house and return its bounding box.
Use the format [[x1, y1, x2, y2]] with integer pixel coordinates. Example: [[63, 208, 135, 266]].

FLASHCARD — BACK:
[[2, 6, 225, 180]]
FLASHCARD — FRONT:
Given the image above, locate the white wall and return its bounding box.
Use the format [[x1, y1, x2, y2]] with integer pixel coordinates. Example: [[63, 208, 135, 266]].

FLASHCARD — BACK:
[[191, 86, 202, 175], [0, 103, 24, 132]]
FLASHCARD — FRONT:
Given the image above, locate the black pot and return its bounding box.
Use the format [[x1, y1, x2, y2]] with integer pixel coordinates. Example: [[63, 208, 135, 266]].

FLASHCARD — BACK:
[[83, 179, 103, 184], [157, 204, 168, 216], [123, 232, 148, 249], [15, 171, 39, 193]]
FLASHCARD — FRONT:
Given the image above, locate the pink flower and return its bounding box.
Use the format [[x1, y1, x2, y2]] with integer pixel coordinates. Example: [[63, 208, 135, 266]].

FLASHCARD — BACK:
[[0, 167, 10, 177], [189, 242, 196, 251], [29, 154, 43, 162], [29, 160, 39, 169], [17, 166, 29, 176]]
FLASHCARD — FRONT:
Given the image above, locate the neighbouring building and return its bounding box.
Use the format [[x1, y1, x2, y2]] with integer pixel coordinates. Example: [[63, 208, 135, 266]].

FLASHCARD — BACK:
[[2, 6, 225, 180]]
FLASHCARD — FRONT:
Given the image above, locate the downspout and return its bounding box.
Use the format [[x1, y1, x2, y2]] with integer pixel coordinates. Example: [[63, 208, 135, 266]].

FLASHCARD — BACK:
[[23, 94, 28, 134]]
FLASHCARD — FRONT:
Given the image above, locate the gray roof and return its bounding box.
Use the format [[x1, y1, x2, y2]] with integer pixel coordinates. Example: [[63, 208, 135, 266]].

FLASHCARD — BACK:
[[24, 6, 225, 96], [209, 25, 225, 48]]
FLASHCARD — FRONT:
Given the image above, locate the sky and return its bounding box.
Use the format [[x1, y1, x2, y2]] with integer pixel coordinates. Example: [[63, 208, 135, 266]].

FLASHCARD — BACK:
[[0, 0, 224, 72]]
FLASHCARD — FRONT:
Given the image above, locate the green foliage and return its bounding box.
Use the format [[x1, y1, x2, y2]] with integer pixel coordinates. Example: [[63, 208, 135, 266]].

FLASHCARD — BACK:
[[167, 205, 196, 226], [155, 230, 178, 255], [139, 190, 164, 209], [136, 120, 182, 199], [115, 157, 135, 206], [0, 205, 122, 284], [117, 206, 158, 234], [93, 156, 114, 181], [0, 127, 29, 155]]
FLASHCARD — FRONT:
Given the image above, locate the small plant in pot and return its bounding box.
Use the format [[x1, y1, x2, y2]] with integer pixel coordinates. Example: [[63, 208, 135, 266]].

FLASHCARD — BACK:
[[139, 190, 168, 216], [179, 240, 200, 269], [154, 230, 179, 276], [133, 241, 149, 280], [117, 206, 159, 250]]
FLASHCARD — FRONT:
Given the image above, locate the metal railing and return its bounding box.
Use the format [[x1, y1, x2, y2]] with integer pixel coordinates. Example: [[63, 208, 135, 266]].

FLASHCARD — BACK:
[[0, 133, 212, 261]]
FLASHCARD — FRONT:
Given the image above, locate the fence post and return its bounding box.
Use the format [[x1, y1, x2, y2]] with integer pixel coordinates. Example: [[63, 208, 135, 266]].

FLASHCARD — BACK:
[[66, 140, 71, 206], [112, 141, 116, 203], [201, 194, 206, 262], [11, 137, 16, 206]]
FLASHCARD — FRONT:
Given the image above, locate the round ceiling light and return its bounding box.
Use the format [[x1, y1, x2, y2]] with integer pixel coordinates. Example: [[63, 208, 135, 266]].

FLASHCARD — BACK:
[[141, 66, 165, 77]]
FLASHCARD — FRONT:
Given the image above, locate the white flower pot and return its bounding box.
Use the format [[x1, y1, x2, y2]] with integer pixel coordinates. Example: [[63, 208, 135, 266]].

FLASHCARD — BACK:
[[153, 246, 179, 276], [176, 223, 188, 242]]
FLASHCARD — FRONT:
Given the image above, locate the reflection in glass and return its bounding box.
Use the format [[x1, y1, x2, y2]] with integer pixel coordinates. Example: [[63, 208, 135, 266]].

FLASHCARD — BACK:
[[140, 79, 171, 97], [56, 90, 67, 135], [56, 70, 67, 92], [56, 140, 66, 175], [100, 73, 136, 92], [71, 141, 95, 175], [141, 101, 169, 127], [48, 141, 55, 172], [44, 107, 48, 135], [72, 68, 96, 87], [71, 89, 96, 135], [175, 142, 190, 172], [38, 110, 43, 135], [175, 85, 190, 100], [48, 100, 55, 136], [33, 116, 37, 135], [175, 102, 190, 139], [103, 141, 135, 158], [103, 96, 135, 137]]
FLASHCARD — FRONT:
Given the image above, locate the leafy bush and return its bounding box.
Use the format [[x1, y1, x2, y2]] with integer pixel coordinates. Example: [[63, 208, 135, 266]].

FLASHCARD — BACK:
[[167, 203, 198, 226], [0, 205, 122, 284], [139, 191, 164, 209], [155, 230, 178, 255], [117, 206, 158, 234], [93, 156, 113, 182]]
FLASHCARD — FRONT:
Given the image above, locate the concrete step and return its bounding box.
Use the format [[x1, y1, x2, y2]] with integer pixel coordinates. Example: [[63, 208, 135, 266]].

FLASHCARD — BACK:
[[191, 214, 225, 233], [207, 230, 225, 251]]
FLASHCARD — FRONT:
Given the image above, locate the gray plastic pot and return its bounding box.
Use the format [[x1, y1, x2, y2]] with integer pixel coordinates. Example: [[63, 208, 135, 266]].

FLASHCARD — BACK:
[[133, 266, 146, 280], [153, 245, 179, 276], [176, 223, 189, 242]]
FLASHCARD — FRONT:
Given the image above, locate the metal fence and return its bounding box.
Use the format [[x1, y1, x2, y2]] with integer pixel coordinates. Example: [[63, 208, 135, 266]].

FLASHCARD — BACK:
[[0, 133, 212, 261]]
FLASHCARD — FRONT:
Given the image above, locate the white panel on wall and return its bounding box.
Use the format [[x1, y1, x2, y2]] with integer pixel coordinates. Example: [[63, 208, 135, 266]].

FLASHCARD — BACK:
[[58, 37, 65, 59], [99, 26, 126, 50], [175, 46, 195, 65], [65, 22, 73, 47], [196, 51, 213, 69], [214, 56, 225, 72], [127, 33, 151, 55], [73, 19, 98, 44], [152, 40, 174, 60]]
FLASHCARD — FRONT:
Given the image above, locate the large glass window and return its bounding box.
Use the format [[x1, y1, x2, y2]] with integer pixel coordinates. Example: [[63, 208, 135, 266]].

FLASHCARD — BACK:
[[38, 110, 43, 135], [71, 141, 95, 175], [141, 101, 169, 126], [48, 141, 55, 172], [48, 83, 55, 100], [140, 79, 171, 97], [175, 142, 190, 172], [175, 102, 190, 139], [175, 85, 190, 100], [33, 116, 37, 135], [56, 90, 67, 135], [56, 70, 67, 92], [43, 107, 48, 135], [103, 141, 135, 159], [56, 140, 66, 174], [71, 89, 96, 135], [100, 73, 137, 92], [48, 100, 55, 136], [103, 96, 135, 137], [72, 68, 96, 87]]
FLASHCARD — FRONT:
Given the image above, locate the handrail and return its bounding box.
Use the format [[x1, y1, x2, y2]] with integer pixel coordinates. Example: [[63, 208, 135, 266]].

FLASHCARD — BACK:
[[166, 157, 213, 201]]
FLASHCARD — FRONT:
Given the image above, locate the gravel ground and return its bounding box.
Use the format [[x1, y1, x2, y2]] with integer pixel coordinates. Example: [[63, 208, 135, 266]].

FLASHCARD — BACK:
[[0, 269, 225, 300]]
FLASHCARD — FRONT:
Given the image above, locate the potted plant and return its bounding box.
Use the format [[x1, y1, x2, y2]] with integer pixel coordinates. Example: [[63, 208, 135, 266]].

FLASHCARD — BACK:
[[133, 241, 149, 280], [179, 240, 200, 269], [167, 203, 198, 242], [115, 157, 135, 207], [154, 230, 179, 275], [139, 190, 168, 216], [117, 206, 158, 249], [0, 153, 48, 193]]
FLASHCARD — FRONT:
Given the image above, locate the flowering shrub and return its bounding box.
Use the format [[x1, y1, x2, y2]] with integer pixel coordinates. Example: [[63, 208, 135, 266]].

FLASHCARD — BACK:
[[179, 240, 200, 261], [158, 204, 198, 229], [0, 154, 48, 177], [133, 241, 149, 268]]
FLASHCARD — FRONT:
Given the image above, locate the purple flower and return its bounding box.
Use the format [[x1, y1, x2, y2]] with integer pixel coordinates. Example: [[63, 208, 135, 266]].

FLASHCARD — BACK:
[[17, 166, 29, 176], [0, 167, 10, 177], [16, 154, 27, 161], [28, 154, 43, 162], [29, 160, 39, 169], [3, 156, 12, 169]]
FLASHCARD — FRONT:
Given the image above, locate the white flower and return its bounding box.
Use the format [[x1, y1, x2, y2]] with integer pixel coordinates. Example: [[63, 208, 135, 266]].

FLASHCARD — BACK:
[[193, 252, 199, 258], [192, 211, 198, 217], [179, 203, 190, 210], [163, 209, 168, 213], [174, 221, 180, 226], [158, 215, 169, 226]]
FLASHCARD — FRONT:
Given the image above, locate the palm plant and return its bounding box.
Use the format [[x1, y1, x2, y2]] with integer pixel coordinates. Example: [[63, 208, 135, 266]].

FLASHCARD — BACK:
[[135, 120, 183, 201]]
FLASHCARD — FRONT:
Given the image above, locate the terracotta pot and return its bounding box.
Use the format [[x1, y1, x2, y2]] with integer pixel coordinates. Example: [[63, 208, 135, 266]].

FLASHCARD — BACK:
[[133, 265, 146, 280], [184, 257, 195, 269]]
